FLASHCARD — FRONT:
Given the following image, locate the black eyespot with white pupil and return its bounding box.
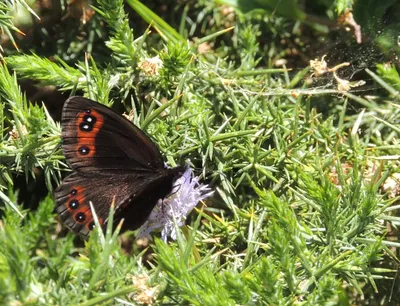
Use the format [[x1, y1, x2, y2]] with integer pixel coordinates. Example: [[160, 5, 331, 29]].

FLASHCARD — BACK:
[[75, 212, 86, 222], [68, 199, 79, 210], [84, 115, 96, 124], [78, 146, 90, 155], [89, 222, 95, 230], [70, 188, 77, 196], [79, 122, 91, 131]]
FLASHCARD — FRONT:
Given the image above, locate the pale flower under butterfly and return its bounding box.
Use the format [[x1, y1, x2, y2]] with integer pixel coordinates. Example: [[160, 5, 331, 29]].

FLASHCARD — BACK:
[[137, 167, 213, 241]]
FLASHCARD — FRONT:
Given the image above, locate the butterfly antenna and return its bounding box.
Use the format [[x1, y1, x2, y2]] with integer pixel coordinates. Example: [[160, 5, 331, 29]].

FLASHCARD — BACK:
[[160, 181, 184, 214], [170, 182, 183, 197]]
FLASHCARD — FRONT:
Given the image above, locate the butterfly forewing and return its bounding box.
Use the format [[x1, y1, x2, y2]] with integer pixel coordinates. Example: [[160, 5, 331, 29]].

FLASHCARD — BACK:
[[61, 96, 165, 173]]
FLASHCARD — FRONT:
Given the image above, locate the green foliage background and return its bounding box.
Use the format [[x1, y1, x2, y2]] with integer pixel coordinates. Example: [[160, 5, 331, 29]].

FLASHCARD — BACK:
[[0, 0, 400, 305]]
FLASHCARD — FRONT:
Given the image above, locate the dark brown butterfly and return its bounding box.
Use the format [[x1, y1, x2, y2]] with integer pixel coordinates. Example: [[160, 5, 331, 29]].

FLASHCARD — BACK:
[[55, 96, 185, 236]]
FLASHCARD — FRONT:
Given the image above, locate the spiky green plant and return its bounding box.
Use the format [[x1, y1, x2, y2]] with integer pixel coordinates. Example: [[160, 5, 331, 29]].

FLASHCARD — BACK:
[[0, 0, 399, 304]]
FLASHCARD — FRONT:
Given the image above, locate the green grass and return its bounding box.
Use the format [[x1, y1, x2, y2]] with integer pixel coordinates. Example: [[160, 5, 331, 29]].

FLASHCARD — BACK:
[[0, 0, 400, 304]]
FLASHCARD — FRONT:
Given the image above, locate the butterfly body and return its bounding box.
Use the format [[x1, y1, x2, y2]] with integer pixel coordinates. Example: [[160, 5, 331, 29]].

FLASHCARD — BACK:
[[55, 96, 184, 236]]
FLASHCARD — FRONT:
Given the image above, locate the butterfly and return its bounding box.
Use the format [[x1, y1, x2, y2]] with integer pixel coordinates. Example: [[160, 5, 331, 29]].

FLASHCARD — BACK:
[[55, 96, 185, 236]]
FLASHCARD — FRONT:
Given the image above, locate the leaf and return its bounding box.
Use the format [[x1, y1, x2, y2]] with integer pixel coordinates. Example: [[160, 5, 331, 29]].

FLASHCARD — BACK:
[[216, 0, 306, 20]]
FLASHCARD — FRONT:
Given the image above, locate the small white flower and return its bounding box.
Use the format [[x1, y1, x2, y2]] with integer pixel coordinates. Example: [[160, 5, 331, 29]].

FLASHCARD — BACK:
[[138, 56, 163, 76], [137, 167, 213, 241]]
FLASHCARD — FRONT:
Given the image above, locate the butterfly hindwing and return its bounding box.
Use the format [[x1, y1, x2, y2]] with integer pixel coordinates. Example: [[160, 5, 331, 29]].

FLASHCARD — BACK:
[[55, 169, 183, 236], [61, 96, 165, 173], [55, 173, 110, 236]]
